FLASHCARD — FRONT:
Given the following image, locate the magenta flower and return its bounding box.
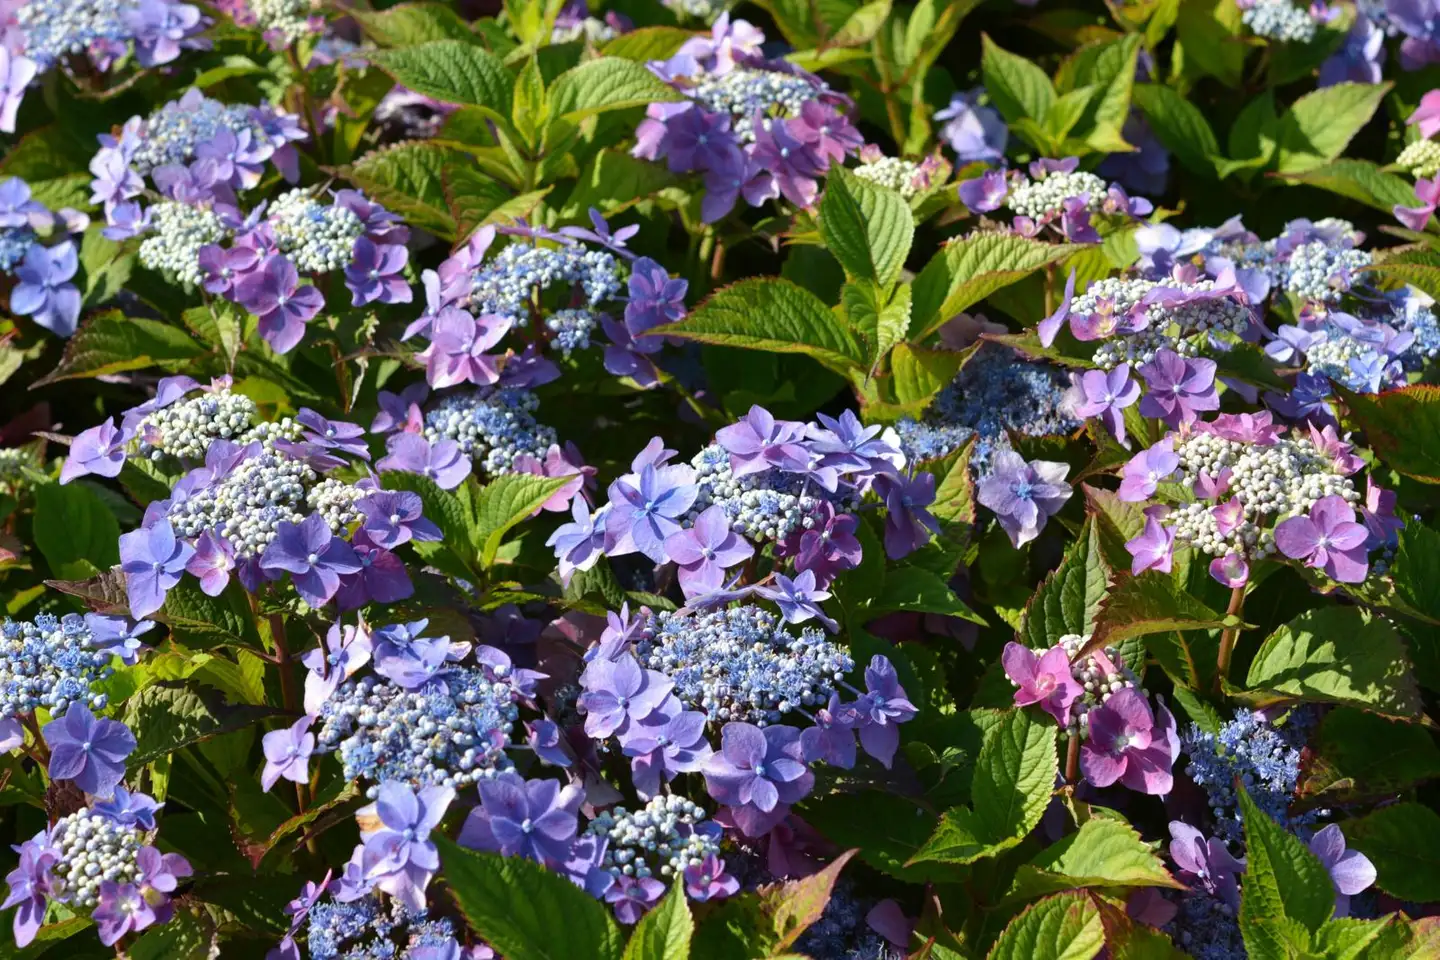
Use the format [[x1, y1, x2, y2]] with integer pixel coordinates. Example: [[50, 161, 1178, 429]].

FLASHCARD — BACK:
[[261, 717, 314, 792], [1071, 364, 1140, 446], [371, 383, 428, 434], [376, 433, 472, 490], [186, 530, 236, 596], [1395, 176, 1440, 231], [93, 881, 157, 945], [1137, 350, 1220, 426], [1001, 642, 1082, 726], [345, 237, 413, 306], [664, 505, 754, 598], [234, 255, 325, 353], [1308, 824, 1376, 917], [683, 854, 740, 902], [44, 702, 136, 797], [786, 508, 863, 585], [1209, 551, 1249, 588], [1274, 494, 1371, 583], [1168, 821, 1244, 909], [787, 100, 861, 165], [1118, 440, 1179, 502], [1408, 89, 1440, 137], [1126, 507, 1175, 575], [119, 520, 195, 618], [420, 308, 509, 388], [1079, 689, 1178, 795], [258, 513, 364, 607]]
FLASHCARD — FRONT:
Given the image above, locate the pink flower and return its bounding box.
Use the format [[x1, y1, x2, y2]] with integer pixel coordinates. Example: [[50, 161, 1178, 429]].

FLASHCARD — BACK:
[[1079, 689, 1178, 795], [1407, 89, 1440, 138], [1001, 642, 1082, 726], [1395, 176, 1440, 231]]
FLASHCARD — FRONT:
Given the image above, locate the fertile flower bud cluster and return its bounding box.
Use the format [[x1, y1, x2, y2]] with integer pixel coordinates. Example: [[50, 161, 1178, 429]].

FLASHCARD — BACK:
[[1054, 633, 1140, 740], [136, 202, 228, 287], [1396, 138, 1440, 177], [689, 69, 824, 141], [688, 444, 839, 543], [133, 388, 267, 461], [1006, 169, 1110, 219], [0, 615, 113, 718], [1278, 240, 1372, 303], [268, 189, 367, 274], [314, 666, 521, 793], [467, 241, 622, 323], [167, 445, 327, 561], [1182, 708, 1322, 844], [121, 92, 277, 176], [422, 388, 559, 478], [1065, 275, 1252, 370], [46, 812, 142, 909], [851, 146, 946, 199], [636, 605, 853, 724], [586, 795, 721, 880], [959, 156, 1152, 242], [305, 896, 462, 960], [1238, 0, 1319, 42], [894, 346, 1078, 473], [245, 0, 323, 45], [545, 308, 601, 357]]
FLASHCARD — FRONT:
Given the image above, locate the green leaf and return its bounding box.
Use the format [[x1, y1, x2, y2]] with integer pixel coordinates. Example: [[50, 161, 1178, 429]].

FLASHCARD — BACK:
[[1244, 606, 1424, 719], [1175, 0, 1246, 87], [1303, 708, 1440, 802], [987, 891, 1105, 960], [759, 849, 858, 950], [511, 56, 548, 145], [924, 438, 978, 527], [602, 27, 696, 62], [1225, 89, 1279, 175], [1019, 519, 1109, 650], [123, 683, 277, 765], [561, 148, 677, 220], [1060, 34, 1142, 150], [982, 34, 1056, 123], [623, 882, 693, 960], [372, 41, 514, 110], [843, 282, 912, 369], [472, 473, 572, 567], [33, 482, 120, 576], [352, 3, 480, 45], [801, 790, 945, 882], [1279, 158, 1418, 214], [548, 58, 685, 120], [156, 581, 263, 649], [909, 709, 1058, 865], [1346, 802, 1440, 902], [1088, 572, 1227, 652], [909, 234, 1077, 340], [661, 278, 866, 374], [1391, 520, 1440, 624], [818, 168, 915, 287], [1335, 383, 1440, 483], [1131, 83, 1221, 177], [830, 0, 891, 45], [890, 341, 963, 406], [864, 566, 985, 624], [1008, 818, 1182, 901], [348, 141, 466, 239], [1275, 82, 1391, 175], [127, 907, 213, 960], [35, 310, 204, 385], [438, 836, 625, 960], [1238, 788, 1335, 947]]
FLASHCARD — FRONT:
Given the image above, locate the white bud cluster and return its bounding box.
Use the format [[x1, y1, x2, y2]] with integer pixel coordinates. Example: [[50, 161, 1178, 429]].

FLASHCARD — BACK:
[[690, 69, 819, 141], [136, 391, 260, 461], [167, 446, 319, 560], [1280, 241, 1372, 303], [544, 308, 599, 357], [306, 477, 365, 532], [137, 201, 228, 288], [47, 812, 143, 909], [268, 189, 364, 274], [1066, 275, 1251, 369], [1165, 500, 1271, 559], [552, 16, 619, 43], [1006, 170, 1108, 219], [249, 0, 321, 45], [1396, 140, 1440, 178], [1241, 0, 1317, 42], [852, 156, 926, 198], [588, 795, 719, 880], [1056, 633, 1139, 740], [1174, 431, 1358, 521]]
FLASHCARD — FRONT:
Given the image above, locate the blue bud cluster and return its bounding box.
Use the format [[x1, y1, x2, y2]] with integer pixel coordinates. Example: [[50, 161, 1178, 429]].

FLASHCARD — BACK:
[[1165, 894, 1246, 960], [587, 795, 720, 881], [0, 225, 36, 272], [1278, 240, 1372, 303], [793, 878, 902, 960], [0, 615, 112, 718], [893, 347, 1078, 473], [635, 604, 853, 724], [15, 1, 129, 72], [306, 896, 459, 960], [128, 95, 266, 175], [545, 308, 600, 358], [422, 388, 558, 477], [1182, 708, 1323, 845], [314, 667, 520, 794], [689, 69, 822, 141], [688, 444, 840, 543], [46, 810, 143, 909], [466, 242, 622, 324]]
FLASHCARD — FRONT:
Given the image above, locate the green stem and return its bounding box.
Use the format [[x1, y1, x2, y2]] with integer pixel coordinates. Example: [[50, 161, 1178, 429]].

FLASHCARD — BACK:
[[1214, 585, 1247, 692]]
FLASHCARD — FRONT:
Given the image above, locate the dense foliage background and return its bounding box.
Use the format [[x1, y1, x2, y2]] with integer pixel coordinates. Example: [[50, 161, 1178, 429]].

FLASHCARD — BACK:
[[0, 0, 1439, 956]]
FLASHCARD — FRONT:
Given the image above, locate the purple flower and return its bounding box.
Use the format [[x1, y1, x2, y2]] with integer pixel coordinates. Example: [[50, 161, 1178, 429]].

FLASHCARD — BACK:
[[259, 513, 364, 607], [195, 128, 267, 190], [935, 89, 1007, 164], [459, 772, 582, 866], [1118, 440, 1179, 502], [798, 693, 858, 768], [186, 530, 236, 596], [0, 49, 35, 133], [1079, 689, 1178, 795], [84, 614, 156, 666], [1274, 494, 1371, 583], [547, 498, 607, 583], [197, 244, 259, 295], [756, 569, 838, 632], [92, 786, 163, 830], [1071, 364, 1140, 446], [371, 384, 428, 434], [335, 532, 417, 608], [1061, 197, 1101, 243], [976, 451, 1073, 548], [683, 854, 739, 902], [1037, 269, 1078, 347], [526, 719, 571, 767], [2, 836, 56, 947], [234, 255, 325, 354], [356, 490, 441, 548], [603, 463, 699, 562], [623, 703, 713, 798], [787, 508, 863, 585], [662, 106, 742, 173], [302, 622, 373, 714], [134, 844, 191, 906], [1209, 551, 1249, 589], [1002, 642, 1082, 726], [1388, 0, 1440, 69], [787, 100, 862, 165], [875, 471, 941, 559], [578, 655, 674, 739], [700, 159, 777, 223], [377, 433, 472, 490], [853, 656, 917, 768], [1137, 350, 1219, 426], [261, 717, 314, 791], [61, 418, 129, 483], [12, 240, 80, 337], [93, 881, 157, 945], [294, 408, 370, 460], [1308, 824, 1376, 917], [605, 875, 665, 925], [560, 208, 640, 257], [1126, 508, 1175, 575], [1320, 15, 1385, 85], [43, 702, 136, 797], [958, 169, 1008, 212], [751, 118, 824, 208], [360, 782, 454, 911], [1168, 821, 1244, 909], [346, 237, 413, 306], [715, 406, 809, 478], [126, 0, 203, 67], [420, 308, 509, 388], [103, 201, 152, 241], [119, 520, 195, 618], [371, 619, 454, 688], [625, 256, 688, 331], [665, 506, 754, 598], [703, 722, 814, 813], [89, 149, 143, 208]]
